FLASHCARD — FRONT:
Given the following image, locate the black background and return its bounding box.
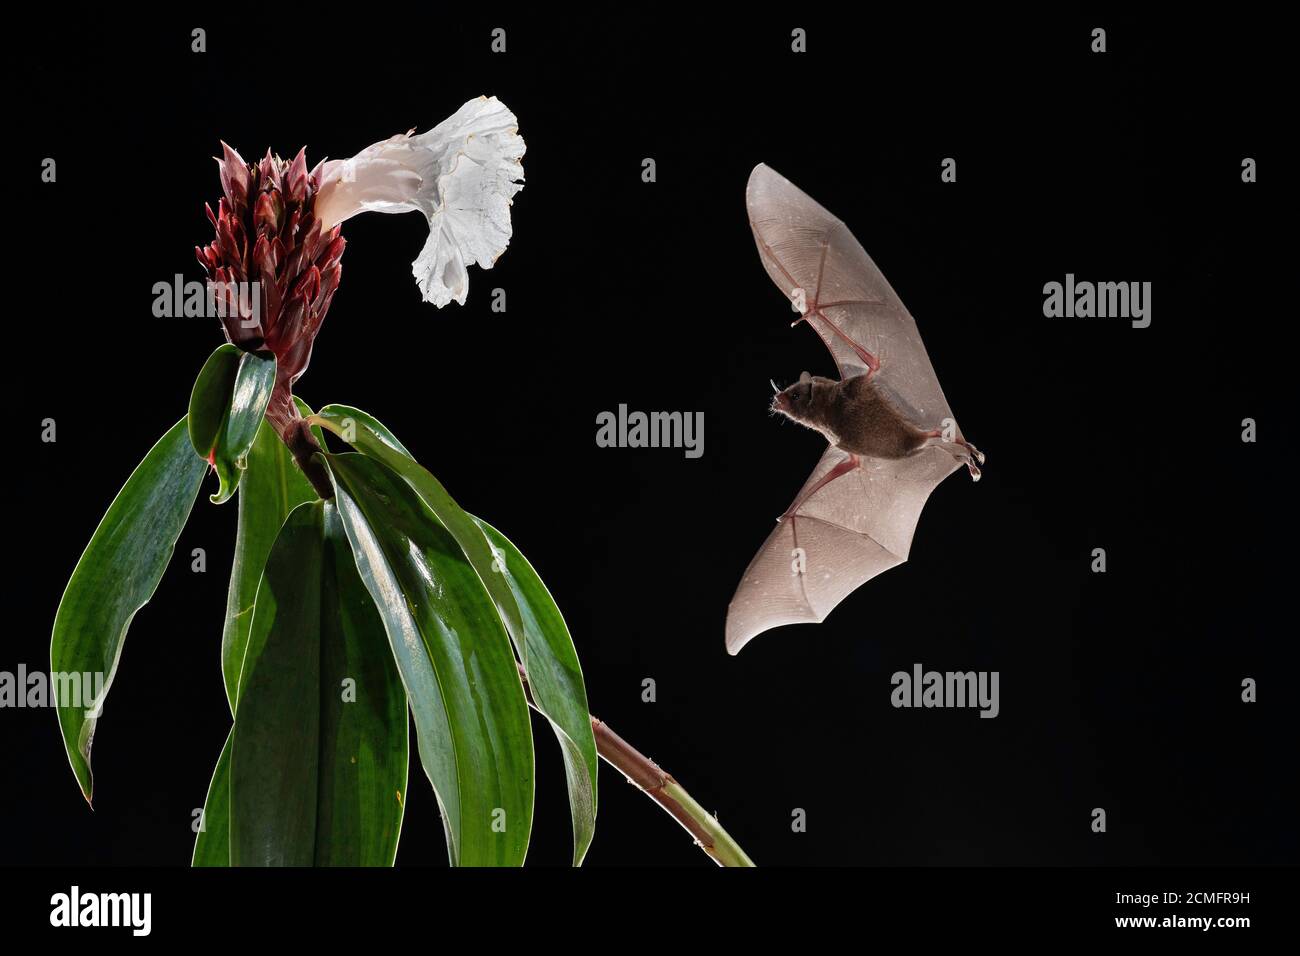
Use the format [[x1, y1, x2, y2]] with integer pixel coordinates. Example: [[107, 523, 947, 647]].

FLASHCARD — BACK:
[[4, 9, 1294, 883]]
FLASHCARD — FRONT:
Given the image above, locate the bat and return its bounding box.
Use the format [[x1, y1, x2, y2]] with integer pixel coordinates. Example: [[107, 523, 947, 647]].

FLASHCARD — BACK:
[[725, 164, 983, 656]]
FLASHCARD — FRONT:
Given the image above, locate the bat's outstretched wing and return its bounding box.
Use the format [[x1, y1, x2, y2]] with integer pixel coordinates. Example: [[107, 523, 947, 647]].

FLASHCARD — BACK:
[[745, 163, 961, 437], [726, 165, 968, 655], [725, 446, 960, 655]]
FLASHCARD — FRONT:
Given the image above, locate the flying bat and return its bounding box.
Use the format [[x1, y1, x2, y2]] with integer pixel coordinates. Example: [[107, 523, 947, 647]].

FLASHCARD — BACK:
[[725, 164, 983, 655]]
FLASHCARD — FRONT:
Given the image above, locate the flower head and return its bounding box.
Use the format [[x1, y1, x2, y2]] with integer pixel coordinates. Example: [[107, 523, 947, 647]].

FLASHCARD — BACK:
[[196, 144, 344, 434], [314, 95, 525, 307], [195, 96, 524, 486]]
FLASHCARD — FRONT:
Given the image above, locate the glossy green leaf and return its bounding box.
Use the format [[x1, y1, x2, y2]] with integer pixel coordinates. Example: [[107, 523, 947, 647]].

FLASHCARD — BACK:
[[314, 404, 598, 864], [188, 344, 240, 459], [328, 452, 534, 866], [473, 517, 598, 863], [187, 343, 276, 504], [229, 500, 408, 866], [220, 399, 319, 714], [215, 351, 276, 503], [192, 729, 232, 866], [51, 416, 208, 803]]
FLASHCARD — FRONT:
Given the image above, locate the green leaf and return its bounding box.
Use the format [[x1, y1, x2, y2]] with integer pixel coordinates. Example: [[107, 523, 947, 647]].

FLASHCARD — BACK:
[[220, 400, 319, 715], [188, 344, 240, 459], [187, 343, 276, 504], [327, 452, 534, 866], [192, 729, 232, 866], [315, 504, 410, 865], [51, 416, 208, 803], [229, 500, 408, 866], [473, 518, 599, 864], [314, 405, 598, 864]]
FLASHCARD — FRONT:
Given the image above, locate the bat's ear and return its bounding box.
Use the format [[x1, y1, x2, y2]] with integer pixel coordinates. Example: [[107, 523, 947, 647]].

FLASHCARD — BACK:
[[799, 371, 811, 384]]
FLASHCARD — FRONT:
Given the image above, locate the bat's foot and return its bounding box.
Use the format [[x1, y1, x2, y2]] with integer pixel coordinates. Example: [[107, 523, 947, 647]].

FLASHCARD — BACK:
[[951, 436, 983, 464], [924, 432, 985, 479], [955, 438, 984, 479]]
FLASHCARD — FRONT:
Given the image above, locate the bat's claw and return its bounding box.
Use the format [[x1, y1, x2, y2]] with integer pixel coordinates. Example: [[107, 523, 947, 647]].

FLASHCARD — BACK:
[[953, 439, 984, 477], [936, 437, 984, 480], [955, 438, 984, 466]]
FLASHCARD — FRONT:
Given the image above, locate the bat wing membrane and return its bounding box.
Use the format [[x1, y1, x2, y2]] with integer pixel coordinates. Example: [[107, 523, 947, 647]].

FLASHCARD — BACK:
[[725, 436, 961, 656], [745, 163, 960, 436]]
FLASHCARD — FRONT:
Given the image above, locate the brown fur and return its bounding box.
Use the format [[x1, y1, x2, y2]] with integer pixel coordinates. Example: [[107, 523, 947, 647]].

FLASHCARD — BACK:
[[775, 372, 930, 459]]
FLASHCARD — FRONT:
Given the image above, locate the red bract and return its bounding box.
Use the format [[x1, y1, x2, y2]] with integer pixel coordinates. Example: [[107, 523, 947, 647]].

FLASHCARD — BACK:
[[196, 143, 345, 441]]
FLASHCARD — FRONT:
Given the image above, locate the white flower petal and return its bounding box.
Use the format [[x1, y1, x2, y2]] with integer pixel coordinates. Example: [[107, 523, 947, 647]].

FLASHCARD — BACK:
[[313, 96, 525, 308], [314, 139, 424, 226]]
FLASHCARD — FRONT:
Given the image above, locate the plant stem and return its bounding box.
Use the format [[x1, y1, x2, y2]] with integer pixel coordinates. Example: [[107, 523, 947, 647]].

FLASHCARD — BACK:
[[591, 717, 756, 867], [518, 666, 755, 867], [269, 407, 334, 500], [285, 423, 335, 500]]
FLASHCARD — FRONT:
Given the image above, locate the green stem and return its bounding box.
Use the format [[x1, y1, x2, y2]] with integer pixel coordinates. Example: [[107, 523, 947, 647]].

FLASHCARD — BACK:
[[663, 780, 755, 867], [592, 717, 756, 867], [518, 665, 754, 866]]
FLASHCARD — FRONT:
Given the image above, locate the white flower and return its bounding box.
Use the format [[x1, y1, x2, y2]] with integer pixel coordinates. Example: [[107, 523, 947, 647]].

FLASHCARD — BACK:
[[314, 96, 525, 308]]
